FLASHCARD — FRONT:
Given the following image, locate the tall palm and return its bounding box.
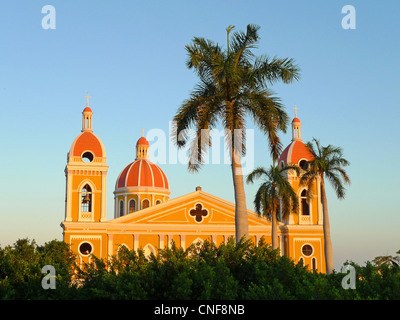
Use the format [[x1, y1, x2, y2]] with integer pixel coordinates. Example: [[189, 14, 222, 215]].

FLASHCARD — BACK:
[[246, 164, 299, 250], [300, 138, 351, 274], [173, 24, 300, 241]]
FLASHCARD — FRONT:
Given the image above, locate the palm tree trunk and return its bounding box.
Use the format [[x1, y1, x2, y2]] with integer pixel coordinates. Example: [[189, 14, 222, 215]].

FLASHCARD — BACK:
[[321, 178, 334, 274], [271, 210, 278, 250], [231, 147, 248, 242]]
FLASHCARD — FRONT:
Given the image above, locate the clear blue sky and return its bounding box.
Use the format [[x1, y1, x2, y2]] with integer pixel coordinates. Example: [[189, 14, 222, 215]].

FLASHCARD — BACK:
[[0, 1, 399, 270]]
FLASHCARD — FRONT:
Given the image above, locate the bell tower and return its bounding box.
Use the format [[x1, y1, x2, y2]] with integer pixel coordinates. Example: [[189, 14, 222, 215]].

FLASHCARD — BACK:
[[64, 95, 108, 222]]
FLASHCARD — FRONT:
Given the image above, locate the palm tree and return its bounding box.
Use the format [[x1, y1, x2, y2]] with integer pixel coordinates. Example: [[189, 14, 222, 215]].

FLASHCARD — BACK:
[[173, 24, 300, 241], [246, 164, 299, 250], [300, 138, 351, 274]]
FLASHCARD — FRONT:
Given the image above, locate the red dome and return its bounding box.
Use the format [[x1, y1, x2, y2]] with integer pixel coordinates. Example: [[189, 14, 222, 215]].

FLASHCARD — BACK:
[[116, 159, 169, 190], [279, 140, 314, 165], [292, 117, 301, 123], [83, 107, 92, 113], [71, 132, 105, 158], [136, 136, 149, 146]]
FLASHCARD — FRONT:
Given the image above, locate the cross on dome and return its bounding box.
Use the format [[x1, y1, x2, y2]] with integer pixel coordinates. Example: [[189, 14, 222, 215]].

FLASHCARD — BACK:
[[85, 93, 91, 108]]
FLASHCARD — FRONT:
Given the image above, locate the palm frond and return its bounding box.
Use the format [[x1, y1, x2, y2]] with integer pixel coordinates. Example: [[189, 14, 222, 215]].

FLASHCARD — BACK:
[[251, 55, 301, 87], [247, 165, 299, 222], [175, 24, 301, 174], [246, 166, 269, 184], [325, 171, 346, 199], [302, 138, 351, 201]]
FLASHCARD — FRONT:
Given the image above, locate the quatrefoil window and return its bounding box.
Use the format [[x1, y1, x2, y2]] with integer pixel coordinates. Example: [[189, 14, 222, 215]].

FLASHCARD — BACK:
[[189, 203, 208, 223]]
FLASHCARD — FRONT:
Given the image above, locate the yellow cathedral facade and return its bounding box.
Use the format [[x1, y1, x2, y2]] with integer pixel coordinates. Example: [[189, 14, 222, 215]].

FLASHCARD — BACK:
[[61, 101, 326, 273]]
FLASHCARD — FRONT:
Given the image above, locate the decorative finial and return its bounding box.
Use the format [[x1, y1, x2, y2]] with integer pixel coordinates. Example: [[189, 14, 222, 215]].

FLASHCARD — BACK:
[[85, 93, 91, 108], [293, 105, 298, 118], [141, 128, 144, 137]]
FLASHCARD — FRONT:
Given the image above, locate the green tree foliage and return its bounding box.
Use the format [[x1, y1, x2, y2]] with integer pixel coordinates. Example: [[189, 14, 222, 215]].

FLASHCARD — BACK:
[[1, 238, 400, 300], [0, 238, 77, 299]]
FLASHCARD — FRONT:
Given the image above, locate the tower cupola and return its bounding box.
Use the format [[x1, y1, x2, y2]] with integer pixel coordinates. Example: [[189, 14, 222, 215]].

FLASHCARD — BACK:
[[82, 94, 93, 133], [64, 95, 108, 223], [292, 105, 301, 141]]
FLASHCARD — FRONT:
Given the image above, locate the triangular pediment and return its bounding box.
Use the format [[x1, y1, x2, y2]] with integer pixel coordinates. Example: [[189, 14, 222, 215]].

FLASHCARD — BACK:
[[109, 190, 271, 227]]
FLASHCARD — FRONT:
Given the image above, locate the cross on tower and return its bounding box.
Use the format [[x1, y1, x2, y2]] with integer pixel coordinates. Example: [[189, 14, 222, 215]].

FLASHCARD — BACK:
[[293, 105, 298, 118], [85, 93, 91, 107], [189, 203, 208, 223]]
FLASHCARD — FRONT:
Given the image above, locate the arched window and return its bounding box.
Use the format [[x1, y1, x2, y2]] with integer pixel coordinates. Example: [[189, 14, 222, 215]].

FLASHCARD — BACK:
[[119, 200, 124, 216], [143, 244, 156, 259], [191, 238, 204, 254], [155, 200, 161, 205], [142, 199, 150, 209], [129, 199, 136, 213], [81, 184, 92, 212], [117, 244, 130, 258], [312, 257, 317, 272], [301, 189, 310, 215], [298, 257, 304, 267]]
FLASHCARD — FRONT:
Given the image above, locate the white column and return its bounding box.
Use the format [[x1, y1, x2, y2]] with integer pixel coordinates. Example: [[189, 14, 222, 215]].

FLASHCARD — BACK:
[[65, 170, 73, 221], [159, 234, 165, 249], [124, 194, 128, 216], [133, 234, 139, 251], [100, 171, 107, 221], [279, 235, 284, 256], [180, 235, 186, 250], [114, 195, 117, 218], [224, 234, 230, 244], [167, 234, 173, 248], [108, 234, 114, 257]]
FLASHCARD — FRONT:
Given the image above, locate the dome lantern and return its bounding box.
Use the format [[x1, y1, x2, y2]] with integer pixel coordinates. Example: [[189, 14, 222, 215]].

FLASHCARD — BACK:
[[82, 93, 93, 133], [292, 105, 301, 141], [136, 129, 150, 160]]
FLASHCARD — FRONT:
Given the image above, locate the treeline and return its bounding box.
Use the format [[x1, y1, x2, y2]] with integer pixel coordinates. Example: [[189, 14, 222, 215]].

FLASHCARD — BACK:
[[0, 238, 399, 300]]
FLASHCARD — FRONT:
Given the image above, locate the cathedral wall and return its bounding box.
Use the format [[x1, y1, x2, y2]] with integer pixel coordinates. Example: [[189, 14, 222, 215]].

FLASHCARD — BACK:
[[139, 234, 159, 251], [65, 232, 107, 265], [112, 234, 134, 252], [285, 231, 325, 273]]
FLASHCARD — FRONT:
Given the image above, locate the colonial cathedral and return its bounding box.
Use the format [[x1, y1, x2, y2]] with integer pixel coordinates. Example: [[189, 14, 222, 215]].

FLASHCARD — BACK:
[[61, 100, 326, 273]]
